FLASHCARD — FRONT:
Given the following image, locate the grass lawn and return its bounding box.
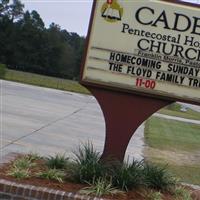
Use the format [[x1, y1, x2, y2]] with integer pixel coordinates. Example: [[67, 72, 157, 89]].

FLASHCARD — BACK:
[[158, 103, 200, 120], [167, 165, 200, 186], [145, 117, 200, 185], [145, 117, 200, 152], [3, 69, 90, 94]]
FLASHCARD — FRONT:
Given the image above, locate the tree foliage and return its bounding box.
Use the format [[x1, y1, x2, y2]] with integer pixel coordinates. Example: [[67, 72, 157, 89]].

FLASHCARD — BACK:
[[0, 0, 85, 80], [0, 0, 24, 21]]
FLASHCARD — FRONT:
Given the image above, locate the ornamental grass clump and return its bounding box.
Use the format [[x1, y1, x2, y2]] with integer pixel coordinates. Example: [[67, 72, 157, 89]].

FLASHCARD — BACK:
[[13, 156, 36, 169], [26, 153, 41, 162], [143, 163, 176, 192], [72, 142, 106, 183], [37, 169, 65, 183], [46, 153, 69, 169], [146, 191, 163, 200], [111, 159, 144, 191], [174, 186, 192, 200], [7, 155, 36, 179], [7, 167, 30, 179], [79, 177, 125, 197]]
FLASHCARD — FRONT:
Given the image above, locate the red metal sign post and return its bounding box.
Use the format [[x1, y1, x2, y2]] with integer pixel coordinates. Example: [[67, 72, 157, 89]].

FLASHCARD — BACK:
[[87, 86, 172, 161]]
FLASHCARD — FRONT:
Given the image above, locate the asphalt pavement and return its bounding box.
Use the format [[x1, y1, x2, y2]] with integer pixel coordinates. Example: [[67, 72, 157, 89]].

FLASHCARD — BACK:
[[0, 80, 145, 161], [154, 113, 200, 125], [1, 80, 199, 162]]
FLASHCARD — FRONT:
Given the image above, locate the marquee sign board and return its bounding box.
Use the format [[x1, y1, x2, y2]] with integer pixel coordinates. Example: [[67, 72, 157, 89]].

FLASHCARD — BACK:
[[81, 0, 200, 104]]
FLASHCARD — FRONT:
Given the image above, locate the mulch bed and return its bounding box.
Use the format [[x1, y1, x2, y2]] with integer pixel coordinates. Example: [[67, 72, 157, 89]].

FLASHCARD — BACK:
[[0, 153, 199, 200]]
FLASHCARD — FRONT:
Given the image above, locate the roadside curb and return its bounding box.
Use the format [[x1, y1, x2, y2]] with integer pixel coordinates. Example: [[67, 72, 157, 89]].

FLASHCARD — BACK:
[[0, 179, 107, 200]]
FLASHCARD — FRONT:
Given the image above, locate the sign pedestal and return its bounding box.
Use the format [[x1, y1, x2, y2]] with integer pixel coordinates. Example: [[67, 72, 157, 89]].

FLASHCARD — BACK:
[[87, 86, 173, 161]]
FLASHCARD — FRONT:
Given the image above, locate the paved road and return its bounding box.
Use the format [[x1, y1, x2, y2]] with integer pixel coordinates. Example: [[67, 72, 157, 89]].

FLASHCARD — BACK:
[[154, 113, 200, 125], [1, 80, 200, 162], [0, 80, 145, 161], [179, 102, 200, 112]]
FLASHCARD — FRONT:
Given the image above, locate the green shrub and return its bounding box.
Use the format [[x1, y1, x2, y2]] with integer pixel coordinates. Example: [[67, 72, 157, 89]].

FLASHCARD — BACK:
[[45, 153, 69, 169], [72, 142, 105, 183], [143, 164, 176, 191], [0, 63, 6, 78], [79, 177, 124, 197], [37, 169, 65, 183], [111, 159, 144, 191]]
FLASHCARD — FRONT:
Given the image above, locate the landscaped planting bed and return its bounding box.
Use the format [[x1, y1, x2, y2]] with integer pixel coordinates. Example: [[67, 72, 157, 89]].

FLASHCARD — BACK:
[[0, 143, 199, 200]]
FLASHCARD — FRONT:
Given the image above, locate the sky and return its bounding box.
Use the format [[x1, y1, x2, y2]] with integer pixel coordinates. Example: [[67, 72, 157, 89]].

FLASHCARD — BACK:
[[21, 0, 199, 37], [21, 0, 93, 36]]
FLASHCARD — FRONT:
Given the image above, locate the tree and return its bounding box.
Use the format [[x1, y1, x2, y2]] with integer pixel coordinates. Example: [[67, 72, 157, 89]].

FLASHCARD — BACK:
[[45, 23, 77, 78], [0, 0, 24, 21], [0, 0, 10, 18], [10, 0, 24, 21], [30, 10, 44, 30], [0, 1, 85, 80], [12, 11, 47, 73], [61, 30, 85, 79]]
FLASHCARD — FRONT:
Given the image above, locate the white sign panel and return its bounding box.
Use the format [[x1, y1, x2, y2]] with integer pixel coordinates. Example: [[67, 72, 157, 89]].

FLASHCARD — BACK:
[[82, 0, 200, 104]]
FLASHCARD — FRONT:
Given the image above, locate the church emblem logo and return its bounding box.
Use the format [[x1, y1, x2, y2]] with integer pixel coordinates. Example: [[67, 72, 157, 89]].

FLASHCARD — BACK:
[[101, 0, 123, 23]]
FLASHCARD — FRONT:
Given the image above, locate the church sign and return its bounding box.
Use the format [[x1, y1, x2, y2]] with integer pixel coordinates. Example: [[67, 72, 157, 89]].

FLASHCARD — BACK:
[[81, 0, 200, 104]]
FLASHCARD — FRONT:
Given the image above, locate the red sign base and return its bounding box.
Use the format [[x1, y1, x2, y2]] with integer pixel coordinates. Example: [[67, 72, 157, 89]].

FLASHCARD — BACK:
[[87, 86, 173, 161]]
